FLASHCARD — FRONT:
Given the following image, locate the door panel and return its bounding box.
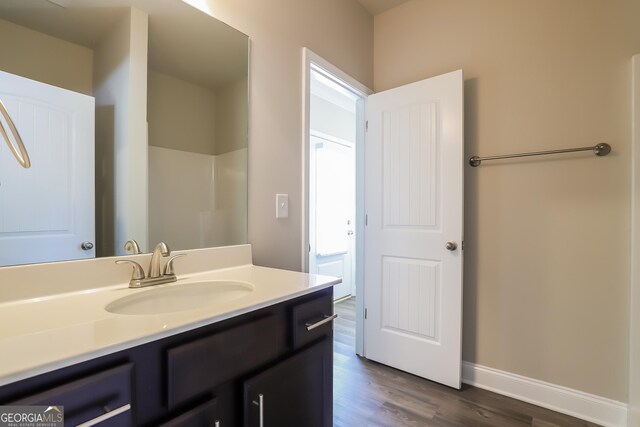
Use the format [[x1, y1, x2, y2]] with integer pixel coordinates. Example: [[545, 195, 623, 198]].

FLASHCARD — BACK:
[[383, 102, 439, 229], [364, 70, 463, 388], [382, 256, 439, 341], [0, 70, 94, 266]]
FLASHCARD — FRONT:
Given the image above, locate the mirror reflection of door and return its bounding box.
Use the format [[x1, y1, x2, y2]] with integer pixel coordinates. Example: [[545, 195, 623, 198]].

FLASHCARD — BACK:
[[0, 70, 94, 267], [308, 68, 358, 301]]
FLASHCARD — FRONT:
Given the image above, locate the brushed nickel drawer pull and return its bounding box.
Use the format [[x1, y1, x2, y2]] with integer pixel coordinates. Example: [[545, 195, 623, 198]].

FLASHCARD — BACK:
[[76, 403, 131, 427], [252, 394, 264, 427], [305, 314, 338, 331]]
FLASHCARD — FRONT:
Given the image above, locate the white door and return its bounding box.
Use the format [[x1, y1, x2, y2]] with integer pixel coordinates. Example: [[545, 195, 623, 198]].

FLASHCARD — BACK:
[[364, 70, 464, 388], [0, 70, 95, 266], [309, 133, 355, 300]]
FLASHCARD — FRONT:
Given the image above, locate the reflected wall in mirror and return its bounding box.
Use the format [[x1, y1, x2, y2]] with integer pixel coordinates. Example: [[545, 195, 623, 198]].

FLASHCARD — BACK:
[[0, 0, 248, 267]]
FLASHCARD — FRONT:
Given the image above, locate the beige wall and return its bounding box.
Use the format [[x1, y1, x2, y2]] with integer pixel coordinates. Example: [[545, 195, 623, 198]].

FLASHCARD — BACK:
[[375, 0, 640, 401], [184, 0, 373, 271], [214, 76, 248, 155], [148, 70, 217, 155], [0, 18, 93, 95]]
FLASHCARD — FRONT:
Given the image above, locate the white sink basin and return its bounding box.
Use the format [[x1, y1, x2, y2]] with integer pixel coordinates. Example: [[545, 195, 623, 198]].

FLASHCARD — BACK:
[[105, 280, 254, 315]]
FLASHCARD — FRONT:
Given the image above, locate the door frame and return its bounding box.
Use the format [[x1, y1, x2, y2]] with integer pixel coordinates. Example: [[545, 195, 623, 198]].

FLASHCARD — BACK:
[[302, 48, 372, 355]]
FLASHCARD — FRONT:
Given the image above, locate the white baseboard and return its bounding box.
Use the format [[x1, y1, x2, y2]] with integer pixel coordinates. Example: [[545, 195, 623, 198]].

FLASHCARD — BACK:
[[462, 361, 628, 427]]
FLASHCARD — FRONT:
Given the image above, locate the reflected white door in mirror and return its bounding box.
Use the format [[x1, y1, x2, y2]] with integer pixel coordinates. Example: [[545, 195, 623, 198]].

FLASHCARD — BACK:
[[0, 70, 94, 267]]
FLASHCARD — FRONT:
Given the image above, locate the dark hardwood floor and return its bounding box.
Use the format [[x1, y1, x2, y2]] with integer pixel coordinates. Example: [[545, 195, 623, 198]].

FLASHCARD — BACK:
[[333, 297, 599, 427]]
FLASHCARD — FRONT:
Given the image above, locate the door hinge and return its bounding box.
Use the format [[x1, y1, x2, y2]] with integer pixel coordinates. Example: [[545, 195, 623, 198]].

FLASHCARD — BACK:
[[365, 120, 368, 132], [364, 308, 367, 319], [365, 214, 368, 226], [309, 244, 311, 253]]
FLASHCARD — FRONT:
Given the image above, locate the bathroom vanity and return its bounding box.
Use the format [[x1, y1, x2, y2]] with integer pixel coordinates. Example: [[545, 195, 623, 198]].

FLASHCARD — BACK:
[[0, 1, 339, 424], [0, 245, 339, 427]]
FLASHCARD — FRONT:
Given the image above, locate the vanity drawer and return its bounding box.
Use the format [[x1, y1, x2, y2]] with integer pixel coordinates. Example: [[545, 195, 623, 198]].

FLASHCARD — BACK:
[[12, 363, 133, 427], [292, 292, 334, 350], [167, 315, 280, 408], [159, 398, 219, 427]]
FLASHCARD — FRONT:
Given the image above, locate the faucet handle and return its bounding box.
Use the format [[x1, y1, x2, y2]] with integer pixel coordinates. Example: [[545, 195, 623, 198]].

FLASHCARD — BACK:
[[116, 260, 146, 280], [164, 254, 186, 276], [124, 239, 141, 254]]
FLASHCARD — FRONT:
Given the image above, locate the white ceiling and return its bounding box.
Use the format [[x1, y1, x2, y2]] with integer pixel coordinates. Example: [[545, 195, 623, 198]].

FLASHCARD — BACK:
[[356, 0, 410, 16]]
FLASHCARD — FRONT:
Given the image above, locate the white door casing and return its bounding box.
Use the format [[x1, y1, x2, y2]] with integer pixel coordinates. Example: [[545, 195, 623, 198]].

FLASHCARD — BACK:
[[364, 70, 464, 388], [0, 70, 95, 266]]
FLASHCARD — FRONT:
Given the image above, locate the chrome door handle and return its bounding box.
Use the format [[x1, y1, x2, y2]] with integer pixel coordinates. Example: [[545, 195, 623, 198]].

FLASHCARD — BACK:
[[445, 241, 458, 251], [306, 314, 338, 331], [81, 241, 94, 251], [76, 403, 131, 427]]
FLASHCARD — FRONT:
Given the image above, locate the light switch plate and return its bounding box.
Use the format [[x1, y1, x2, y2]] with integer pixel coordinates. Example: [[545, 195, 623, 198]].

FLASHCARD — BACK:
[[276, 194, 289, 219]]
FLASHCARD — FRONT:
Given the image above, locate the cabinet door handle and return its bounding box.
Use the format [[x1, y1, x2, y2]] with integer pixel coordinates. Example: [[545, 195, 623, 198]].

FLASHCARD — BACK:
[[252, 393, 264, 427], [305, 314, 338, 331], [76, 403, 131, 427]]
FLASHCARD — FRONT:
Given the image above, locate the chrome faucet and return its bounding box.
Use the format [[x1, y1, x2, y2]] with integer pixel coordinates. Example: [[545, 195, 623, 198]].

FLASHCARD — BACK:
[[116, 242, 185, 288], [149, 242, 170, 278]]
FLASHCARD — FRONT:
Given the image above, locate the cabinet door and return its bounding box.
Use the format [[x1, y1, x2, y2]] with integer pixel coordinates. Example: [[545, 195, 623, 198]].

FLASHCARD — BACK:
[[243, 339, 332, 427], [158, 398, 221, 427]]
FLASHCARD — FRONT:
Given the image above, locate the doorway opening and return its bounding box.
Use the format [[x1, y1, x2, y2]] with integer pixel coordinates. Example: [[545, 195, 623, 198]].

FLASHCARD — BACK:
[[302, 48, 371, 356], [308, 72, 357, 301]]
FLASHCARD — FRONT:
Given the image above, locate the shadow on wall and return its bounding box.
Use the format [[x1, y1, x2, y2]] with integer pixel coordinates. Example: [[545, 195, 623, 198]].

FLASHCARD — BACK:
[[462, 78, 479, 362], [95, 105, 115, 258]]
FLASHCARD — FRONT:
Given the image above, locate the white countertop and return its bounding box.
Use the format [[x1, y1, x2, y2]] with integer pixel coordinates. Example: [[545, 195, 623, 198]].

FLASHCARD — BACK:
[[0, 263, 340, 387]]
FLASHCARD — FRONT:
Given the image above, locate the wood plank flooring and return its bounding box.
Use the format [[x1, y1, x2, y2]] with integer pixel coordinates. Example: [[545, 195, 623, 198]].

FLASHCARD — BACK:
[[333, 297, 599, 427]]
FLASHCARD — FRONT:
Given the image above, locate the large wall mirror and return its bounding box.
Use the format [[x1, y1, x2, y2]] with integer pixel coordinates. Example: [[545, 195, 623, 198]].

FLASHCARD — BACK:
[[0, 0, 248, 267]]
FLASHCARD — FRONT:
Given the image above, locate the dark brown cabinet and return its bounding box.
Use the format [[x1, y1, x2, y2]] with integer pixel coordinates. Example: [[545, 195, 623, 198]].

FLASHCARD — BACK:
[[0, 287, 334, 427], [166, 314, 281, 409], [11, 363, 134, 426], [244, 339, 332, 427], [158, 398, 220, 427]]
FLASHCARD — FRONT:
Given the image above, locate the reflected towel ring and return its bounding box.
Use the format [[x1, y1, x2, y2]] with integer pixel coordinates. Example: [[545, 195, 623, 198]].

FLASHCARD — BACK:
[[0, 99, 31, 168]]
